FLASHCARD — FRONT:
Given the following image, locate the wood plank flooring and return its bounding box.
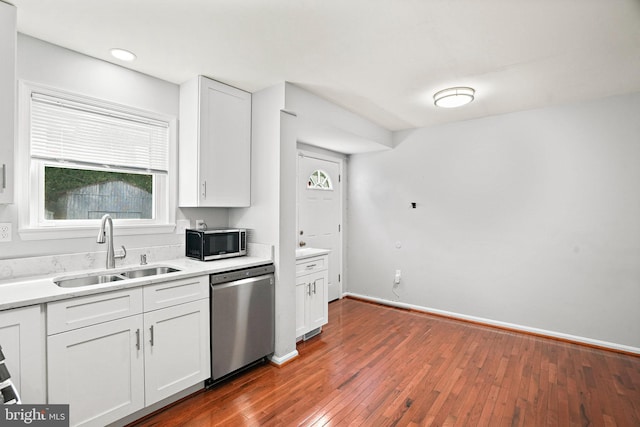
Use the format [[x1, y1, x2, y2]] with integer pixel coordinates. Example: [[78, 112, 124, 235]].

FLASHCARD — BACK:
[[132, 298, 640, 426]]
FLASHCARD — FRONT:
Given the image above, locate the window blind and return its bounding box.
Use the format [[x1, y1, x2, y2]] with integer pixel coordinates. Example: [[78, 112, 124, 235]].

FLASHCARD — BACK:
[[30, 92, 169, 173]]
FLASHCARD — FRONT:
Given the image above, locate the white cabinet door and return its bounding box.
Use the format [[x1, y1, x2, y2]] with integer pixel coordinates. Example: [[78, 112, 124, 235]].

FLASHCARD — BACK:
[[307, 271, 328, 331], [47, 316, 145, 427], [296, 269, 328, 339], [179, 76, 251, 207], [0, 1, 16, 204], [295, 276, 309, 338], [0, 305, 46, 403], [199, 77, 251, 207], [143, 298, 210, 405]]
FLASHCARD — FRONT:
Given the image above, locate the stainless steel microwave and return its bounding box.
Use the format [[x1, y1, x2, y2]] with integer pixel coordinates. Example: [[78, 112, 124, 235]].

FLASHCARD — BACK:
[[185, 228, 247, 261]]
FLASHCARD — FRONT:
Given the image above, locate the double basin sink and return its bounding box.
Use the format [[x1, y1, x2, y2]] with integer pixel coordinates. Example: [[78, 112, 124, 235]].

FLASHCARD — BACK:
[[54, 266, 181, 288]]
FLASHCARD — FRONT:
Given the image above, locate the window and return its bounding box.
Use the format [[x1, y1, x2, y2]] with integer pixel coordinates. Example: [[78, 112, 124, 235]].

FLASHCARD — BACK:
[[307, 169, 333, 190], [43, 166, 153, 220], [19, 83, 174, 236]]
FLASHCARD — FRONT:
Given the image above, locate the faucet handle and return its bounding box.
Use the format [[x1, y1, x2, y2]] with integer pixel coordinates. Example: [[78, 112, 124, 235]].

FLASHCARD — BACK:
[[114, 245, 127, 260]]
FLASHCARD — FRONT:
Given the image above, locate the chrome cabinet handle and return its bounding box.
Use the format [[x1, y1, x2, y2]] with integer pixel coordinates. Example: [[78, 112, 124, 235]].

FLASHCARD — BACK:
[[150, 325, 155, 346], [307, 284, 311, 296], [136, 329, 140, 350], [305, 264, 316, 270], [202, 181, 207, 198], [1, 164, 5, 189], [313, 281, 317, 294]]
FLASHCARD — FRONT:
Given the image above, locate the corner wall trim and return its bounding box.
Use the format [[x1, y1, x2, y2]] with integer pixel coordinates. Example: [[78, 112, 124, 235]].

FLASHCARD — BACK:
[[343, 292, 640, 356], [269, 349, 299, 366]]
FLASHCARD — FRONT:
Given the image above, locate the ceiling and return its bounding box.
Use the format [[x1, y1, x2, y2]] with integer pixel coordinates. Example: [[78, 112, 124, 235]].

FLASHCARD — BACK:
[[10, 0, 640, 132]]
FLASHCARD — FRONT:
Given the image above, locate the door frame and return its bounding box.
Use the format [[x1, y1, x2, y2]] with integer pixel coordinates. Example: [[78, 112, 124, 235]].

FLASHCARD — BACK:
[[296, 147, 346, 300]]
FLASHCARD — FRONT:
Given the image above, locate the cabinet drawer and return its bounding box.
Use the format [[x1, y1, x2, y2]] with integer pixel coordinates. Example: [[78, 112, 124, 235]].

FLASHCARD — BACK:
[[296, 255, 328, 276], [143, 275, 209, 312], [47, 288, 143, 335]]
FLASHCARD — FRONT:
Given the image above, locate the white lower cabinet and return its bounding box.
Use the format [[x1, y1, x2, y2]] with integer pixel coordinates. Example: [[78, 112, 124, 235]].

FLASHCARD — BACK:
[[0, 305, 46, 403], [47, 276, 210, 427], [143, 298, 210, 405], [295, 276, 309, 338], [295, 255, 329, 340], [47, 315, 145, 426], [306, 271, 327, 331]]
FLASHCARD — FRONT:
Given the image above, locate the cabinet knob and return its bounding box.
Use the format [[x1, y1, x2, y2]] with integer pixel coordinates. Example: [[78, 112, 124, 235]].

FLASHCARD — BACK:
[[299, 241, 306, 247]]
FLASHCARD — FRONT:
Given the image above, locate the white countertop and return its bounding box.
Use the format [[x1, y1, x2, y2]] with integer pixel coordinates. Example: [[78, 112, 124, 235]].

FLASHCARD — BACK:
[[295, 247, 331, 260], [0, 256, 272, 311]]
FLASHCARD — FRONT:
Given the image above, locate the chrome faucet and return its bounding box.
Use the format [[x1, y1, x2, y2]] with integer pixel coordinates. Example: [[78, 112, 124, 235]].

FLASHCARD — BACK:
[[97, 214, 126, 269]]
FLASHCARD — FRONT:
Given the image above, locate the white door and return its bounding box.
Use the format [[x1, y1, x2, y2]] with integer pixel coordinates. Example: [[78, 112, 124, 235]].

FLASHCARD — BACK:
[[0, 305, 46, 403], [143, 299, 210, 406], [306, 271, 328, 330], [295, 276, 309, 337], [298, 154, 342, 301], [47, 316, 145, 427]]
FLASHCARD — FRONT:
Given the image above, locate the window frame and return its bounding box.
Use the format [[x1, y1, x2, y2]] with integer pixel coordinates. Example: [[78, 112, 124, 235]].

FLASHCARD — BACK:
[[17, 81, 177, 240], [307, 169, 334, 191]]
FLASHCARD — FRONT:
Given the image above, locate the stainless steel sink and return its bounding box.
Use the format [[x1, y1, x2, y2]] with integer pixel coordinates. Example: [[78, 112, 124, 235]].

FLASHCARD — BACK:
[[121, 266, 180, 279], [55, 274, 125, 288], [54, 265, 181, 288]]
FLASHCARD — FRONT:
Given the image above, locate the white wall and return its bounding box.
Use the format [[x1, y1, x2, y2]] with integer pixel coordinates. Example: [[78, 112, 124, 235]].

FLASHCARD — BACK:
[[229, 84, 298, 362], [348, 92, 640, 350], [229, 84, 285, 244], [0, 34, 228, 259], [285, 83, 392, 154]]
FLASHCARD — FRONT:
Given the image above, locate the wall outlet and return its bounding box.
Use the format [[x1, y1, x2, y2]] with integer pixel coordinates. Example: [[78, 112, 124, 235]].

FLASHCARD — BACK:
[[394, 269, 401, 284], [0, 223, 11, 242]]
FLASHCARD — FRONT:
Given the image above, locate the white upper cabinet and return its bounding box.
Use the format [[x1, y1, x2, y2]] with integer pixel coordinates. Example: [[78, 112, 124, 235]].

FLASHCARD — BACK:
[[179, 76, 251, 207], [0, 1, 16, 204]]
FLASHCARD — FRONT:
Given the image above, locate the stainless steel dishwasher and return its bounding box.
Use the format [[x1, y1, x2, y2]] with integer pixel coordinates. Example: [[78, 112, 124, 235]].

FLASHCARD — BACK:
[[208, 263, 275, 384]]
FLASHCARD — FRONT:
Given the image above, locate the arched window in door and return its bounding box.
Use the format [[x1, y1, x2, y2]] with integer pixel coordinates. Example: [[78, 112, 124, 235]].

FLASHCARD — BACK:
[[307, 169, 333, 190]]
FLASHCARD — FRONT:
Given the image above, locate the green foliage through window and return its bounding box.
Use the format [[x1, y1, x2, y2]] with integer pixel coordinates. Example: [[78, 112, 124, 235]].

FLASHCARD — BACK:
[[44, 166, 153, 220]]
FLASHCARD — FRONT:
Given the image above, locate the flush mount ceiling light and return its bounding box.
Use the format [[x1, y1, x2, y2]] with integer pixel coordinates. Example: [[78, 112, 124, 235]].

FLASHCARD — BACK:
[[109, 48, 136, 62], [433, 87, 475, 108]]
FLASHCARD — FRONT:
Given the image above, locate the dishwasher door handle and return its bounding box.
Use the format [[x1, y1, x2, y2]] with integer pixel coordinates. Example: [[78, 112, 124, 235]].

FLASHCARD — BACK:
[[211, 274, 273, 290]]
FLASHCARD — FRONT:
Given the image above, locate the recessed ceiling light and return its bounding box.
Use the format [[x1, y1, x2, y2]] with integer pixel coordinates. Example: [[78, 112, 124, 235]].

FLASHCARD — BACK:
[[110, 48, 136, 62], [434, 87, 475, 108]]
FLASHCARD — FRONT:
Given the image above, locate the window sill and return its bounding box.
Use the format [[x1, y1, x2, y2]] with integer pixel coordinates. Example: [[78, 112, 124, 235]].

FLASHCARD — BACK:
[[18, 223, 176, 241]]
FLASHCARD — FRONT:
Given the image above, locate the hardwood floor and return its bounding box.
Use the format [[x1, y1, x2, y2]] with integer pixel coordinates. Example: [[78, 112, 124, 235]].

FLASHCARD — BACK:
[[132, 298, 640, 426]]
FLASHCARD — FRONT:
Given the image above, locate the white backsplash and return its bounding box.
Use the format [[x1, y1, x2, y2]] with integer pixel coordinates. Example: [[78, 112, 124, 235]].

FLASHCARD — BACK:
[[0, 242, 273, 281], [0, 244, 185, 281]]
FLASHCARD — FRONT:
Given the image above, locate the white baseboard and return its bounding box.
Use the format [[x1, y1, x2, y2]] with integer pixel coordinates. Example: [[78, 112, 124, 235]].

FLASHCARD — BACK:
[[269, 349, 299, 365], [343, 292, 640, 355]]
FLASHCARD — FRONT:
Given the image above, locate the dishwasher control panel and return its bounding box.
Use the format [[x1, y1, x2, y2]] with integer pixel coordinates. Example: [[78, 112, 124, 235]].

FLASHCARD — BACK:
[[210, 263, 275, 285]]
